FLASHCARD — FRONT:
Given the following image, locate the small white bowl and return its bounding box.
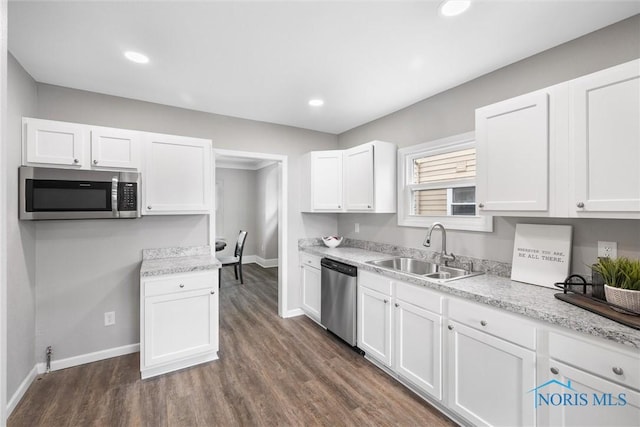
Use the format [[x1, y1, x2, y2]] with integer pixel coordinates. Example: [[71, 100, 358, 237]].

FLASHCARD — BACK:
[[322, 236, 343, 248]]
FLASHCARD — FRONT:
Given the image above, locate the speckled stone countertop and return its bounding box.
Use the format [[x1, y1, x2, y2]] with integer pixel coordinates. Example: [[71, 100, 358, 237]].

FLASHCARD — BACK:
[[140, 245, 221, 277], [299, 242, 640, 350]]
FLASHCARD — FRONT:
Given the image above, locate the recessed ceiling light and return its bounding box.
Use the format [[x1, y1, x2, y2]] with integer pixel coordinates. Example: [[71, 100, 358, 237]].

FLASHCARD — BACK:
[[124, 51, 150, 64], [439, 0, 471, 17], [308, 99, 324, 107]]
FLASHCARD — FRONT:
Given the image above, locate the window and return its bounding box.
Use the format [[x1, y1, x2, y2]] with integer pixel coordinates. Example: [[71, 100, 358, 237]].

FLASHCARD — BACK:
[[398, 132, 493, 232]]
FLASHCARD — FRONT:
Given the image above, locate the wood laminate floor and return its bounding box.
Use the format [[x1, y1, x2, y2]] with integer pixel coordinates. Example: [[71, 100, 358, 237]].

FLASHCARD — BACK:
[[9, 264, 454, 427]]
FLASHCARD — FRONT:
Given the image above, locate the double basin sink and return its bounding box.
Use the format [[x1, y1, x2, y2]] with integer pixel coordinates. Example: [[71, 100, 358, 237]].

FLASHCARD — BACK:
[[367, 257, 483, 282]]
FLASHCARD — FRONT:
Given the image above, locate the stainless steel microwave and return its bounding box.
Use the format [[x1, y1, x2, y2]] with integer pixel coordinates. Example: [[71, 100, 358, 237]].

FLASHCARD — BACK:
[[19, 166, 141, 220]]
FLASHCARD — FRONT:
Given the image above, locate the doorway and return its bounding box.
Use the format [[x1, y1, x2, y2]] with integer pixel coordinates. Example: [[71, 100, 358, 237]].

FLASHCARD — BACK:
[[211, 149, 288, 318]]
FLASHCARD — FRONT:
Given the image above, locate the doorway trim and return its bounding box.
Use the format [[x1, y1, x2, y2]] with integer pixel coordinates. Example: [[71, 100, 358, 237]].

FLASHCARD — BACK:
[[212, 148, 289, 318]]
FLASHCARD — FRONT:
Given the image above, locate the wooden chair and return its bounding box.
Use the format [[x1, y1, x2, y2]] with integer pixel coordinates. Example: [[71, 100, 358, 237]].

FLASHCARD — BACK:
[[217, 230, 248, 285]]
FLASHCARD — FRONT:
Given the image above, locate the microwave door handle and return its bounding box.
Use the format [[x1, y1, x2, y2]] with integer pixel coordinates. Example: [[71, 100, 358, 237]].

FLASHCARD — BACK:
[[111, 176, 119, 218]]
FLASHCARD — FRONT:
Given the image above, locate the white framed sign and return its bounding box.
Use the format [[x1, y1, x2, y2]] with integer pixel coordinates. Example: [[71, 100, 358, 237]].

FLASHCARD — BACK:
[[511, 224, 573, 288]]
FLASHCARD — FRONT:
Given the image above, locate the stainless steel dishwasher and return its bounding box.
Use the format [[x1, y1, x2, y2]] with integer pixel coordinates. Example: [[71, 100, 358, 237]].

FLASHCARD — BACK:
[[321, 257, 357, 346]]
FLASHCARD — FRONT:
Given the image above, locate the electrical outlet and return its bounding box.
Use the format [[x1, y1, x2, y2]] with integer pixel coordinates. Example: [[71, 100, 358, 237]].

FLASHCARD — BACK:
[[597, 241, 617, 259], [104, 311, 116, 326], [355, 223, 359, 233]]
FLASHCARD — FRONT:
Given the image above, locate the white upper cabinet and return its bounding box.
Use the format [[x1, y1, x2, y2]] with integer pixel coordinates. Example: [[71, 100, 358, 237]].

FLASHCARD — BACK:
[[476, 91, 550, 213], [304, 150, 343, 211], [142, 133, 212, 215], [343, 143, 374, 210], [23, 117, 142, 171], [23, 118, 85, 167], [90, 126, 141, 170], [570, 59, 640, 218], [475, 59, 640, 219], [300, 140, 396, 213]]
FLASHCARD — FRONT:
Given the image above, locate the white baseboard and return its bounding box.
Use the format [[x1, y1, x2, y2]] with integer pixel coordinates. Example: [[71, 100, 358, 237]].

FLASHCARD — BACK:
[[7, 365, 38, 416], [255, 256, 278, 268], [236, 255, 277, 268], [36, 343, 140, 374], [283, 308, 305, 318]]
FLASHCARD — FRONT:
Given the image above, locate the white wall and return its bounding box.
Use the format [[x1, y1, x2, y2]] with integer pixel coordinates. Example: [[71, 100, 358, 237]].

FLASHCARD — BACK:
[[337, 15, 640, 276], [215, 167, 257, 258], [255, 163, 279, 261], [30, 82, 338, 362], [6, 54, 36, 399]]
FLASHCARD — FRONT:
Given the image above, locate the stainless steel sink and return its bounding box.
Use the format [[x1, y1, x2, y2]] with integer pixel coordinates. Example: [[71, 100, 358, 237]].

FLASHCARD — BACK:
[[367, 257, 483, 282], [368, 257, 439, 275]]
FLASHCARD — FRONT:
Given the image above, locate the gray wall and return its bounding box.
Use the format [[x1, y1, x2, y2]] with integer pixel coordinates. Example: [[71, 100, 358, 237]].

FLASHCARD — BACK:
[[31, 82, 338, 362], [337, 15, 640, 275], [6, 54, 36, 399], [255, 163, 280, 261], [215, 167, 258, 258]]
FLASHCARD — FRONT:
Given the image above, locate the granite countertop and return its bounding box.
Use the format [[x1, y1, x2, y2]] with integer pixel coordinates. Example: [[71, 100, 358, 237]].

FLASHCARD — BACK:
[[300, 244, 640, 350], [140, 245, 221, 277]]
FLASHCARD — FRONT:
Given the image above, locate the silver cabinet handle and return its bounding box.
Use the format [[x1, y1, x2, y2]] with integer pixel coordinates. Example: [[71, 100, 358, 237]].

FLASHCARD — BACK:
[[93, 159, 99, 165], [447, 325, 454, 330], [338, 205, 341, 209], [550, 367, 559, 375], [577, 202, 585, 208], [480, 320, 487, 326], [394, 303, 399, 307], [210, 290, 215, 295], [147, 206, 152, 210], [612, 367, 624, 376], [383, 299, 388, 304], [179, 284, 184, 288], [73, 158, 79, 164], [478, 203, 485, 208], [367, 205, 371, 208]]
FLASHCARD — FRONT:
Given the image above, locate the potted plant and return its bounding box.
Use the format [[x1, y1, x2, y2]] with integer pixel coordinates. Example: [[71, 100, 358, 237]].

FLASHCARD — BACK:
[[592, 257, 640, 312]]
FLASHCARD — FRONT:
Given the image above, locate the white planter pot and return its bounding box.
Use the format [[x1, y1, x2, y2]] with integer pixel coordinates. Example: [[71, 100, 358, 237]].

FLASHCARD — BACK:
[[604, 284, 640, 313]]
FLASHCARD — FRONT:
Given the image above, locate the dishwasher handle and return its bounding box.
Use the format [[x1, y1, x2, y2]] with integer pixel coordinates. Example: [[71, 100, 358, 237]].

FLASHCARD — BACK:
[[321, 258, 357, 277]]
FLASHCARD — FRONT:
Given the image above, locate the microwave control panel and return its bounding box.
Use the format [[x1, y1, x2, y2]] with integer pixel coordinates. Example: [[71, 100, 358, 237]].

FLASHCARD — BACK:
[[118, 182, 138, 211]]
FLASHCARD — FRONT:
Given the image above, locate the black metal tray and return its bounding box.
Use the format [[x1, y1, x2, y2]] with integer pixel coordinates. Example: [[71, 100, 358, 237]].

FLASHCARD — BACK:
[[553, 275, 640, 330]]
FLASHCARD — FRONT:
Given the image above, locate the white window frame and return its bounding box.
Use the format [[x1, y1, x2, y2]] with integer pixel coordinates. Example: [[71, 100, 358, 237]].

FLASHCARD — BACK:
[[397, 131, 493, 232]]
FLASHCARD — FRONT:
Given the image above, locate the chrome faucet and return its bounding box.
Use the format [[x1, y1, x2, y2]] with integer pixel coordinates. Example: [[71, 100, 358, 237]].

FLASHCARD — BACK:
[[423, 222, 455, 265]]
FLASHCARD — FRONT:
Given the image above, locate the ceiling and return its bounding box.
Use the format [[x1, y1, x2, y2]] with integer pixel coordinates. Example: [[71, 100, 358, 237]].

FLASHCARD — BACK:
[[8, 1, 640, 134]]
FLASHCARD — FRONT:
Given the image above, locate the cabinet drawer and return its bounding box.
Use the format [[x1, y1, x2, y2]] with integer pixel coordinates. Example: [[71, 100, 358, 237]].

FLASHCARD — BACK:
[[395, 281, 442, 314], [143, 271, 216, 297], [299, 252, 321, 269], [549, 332, 640, 390], [449, 298, 536, 350], [359, 270, 392, 295]]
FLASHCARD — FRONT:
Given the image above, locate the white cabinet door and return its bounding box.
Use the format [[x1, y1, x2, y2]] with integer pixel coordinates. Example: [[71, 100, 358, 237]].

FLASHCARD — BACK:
[[23, 117, 84, 167], [343, 143, 374, 211], [542, 360, 640, 427], [571, 59, 640, 216], [358, 285, 392, 367], [447, 321, 536, 427], [476, 91, 549, 212], [144, 287, 218, 368], [311, 150, 343, 211], [301, 264, 321, 322], [143, 134, 212, 214], [394, 300, 442, 401], [90, 127, 141, 170]]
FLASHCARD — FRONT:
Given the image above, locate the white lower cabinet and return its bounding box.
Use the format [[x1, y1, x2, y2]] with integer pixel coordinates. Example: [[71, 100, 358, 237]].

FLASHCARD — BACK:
[[354, 269, 640, 427], [140, 270, 219, 379], [537, 330, 640, 427], [300, 253, 321, 322], [446, 321, 536, 426], [541, 360, 640, 427], [358, 285, 393, 366], [394, 296, 442, 401]]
